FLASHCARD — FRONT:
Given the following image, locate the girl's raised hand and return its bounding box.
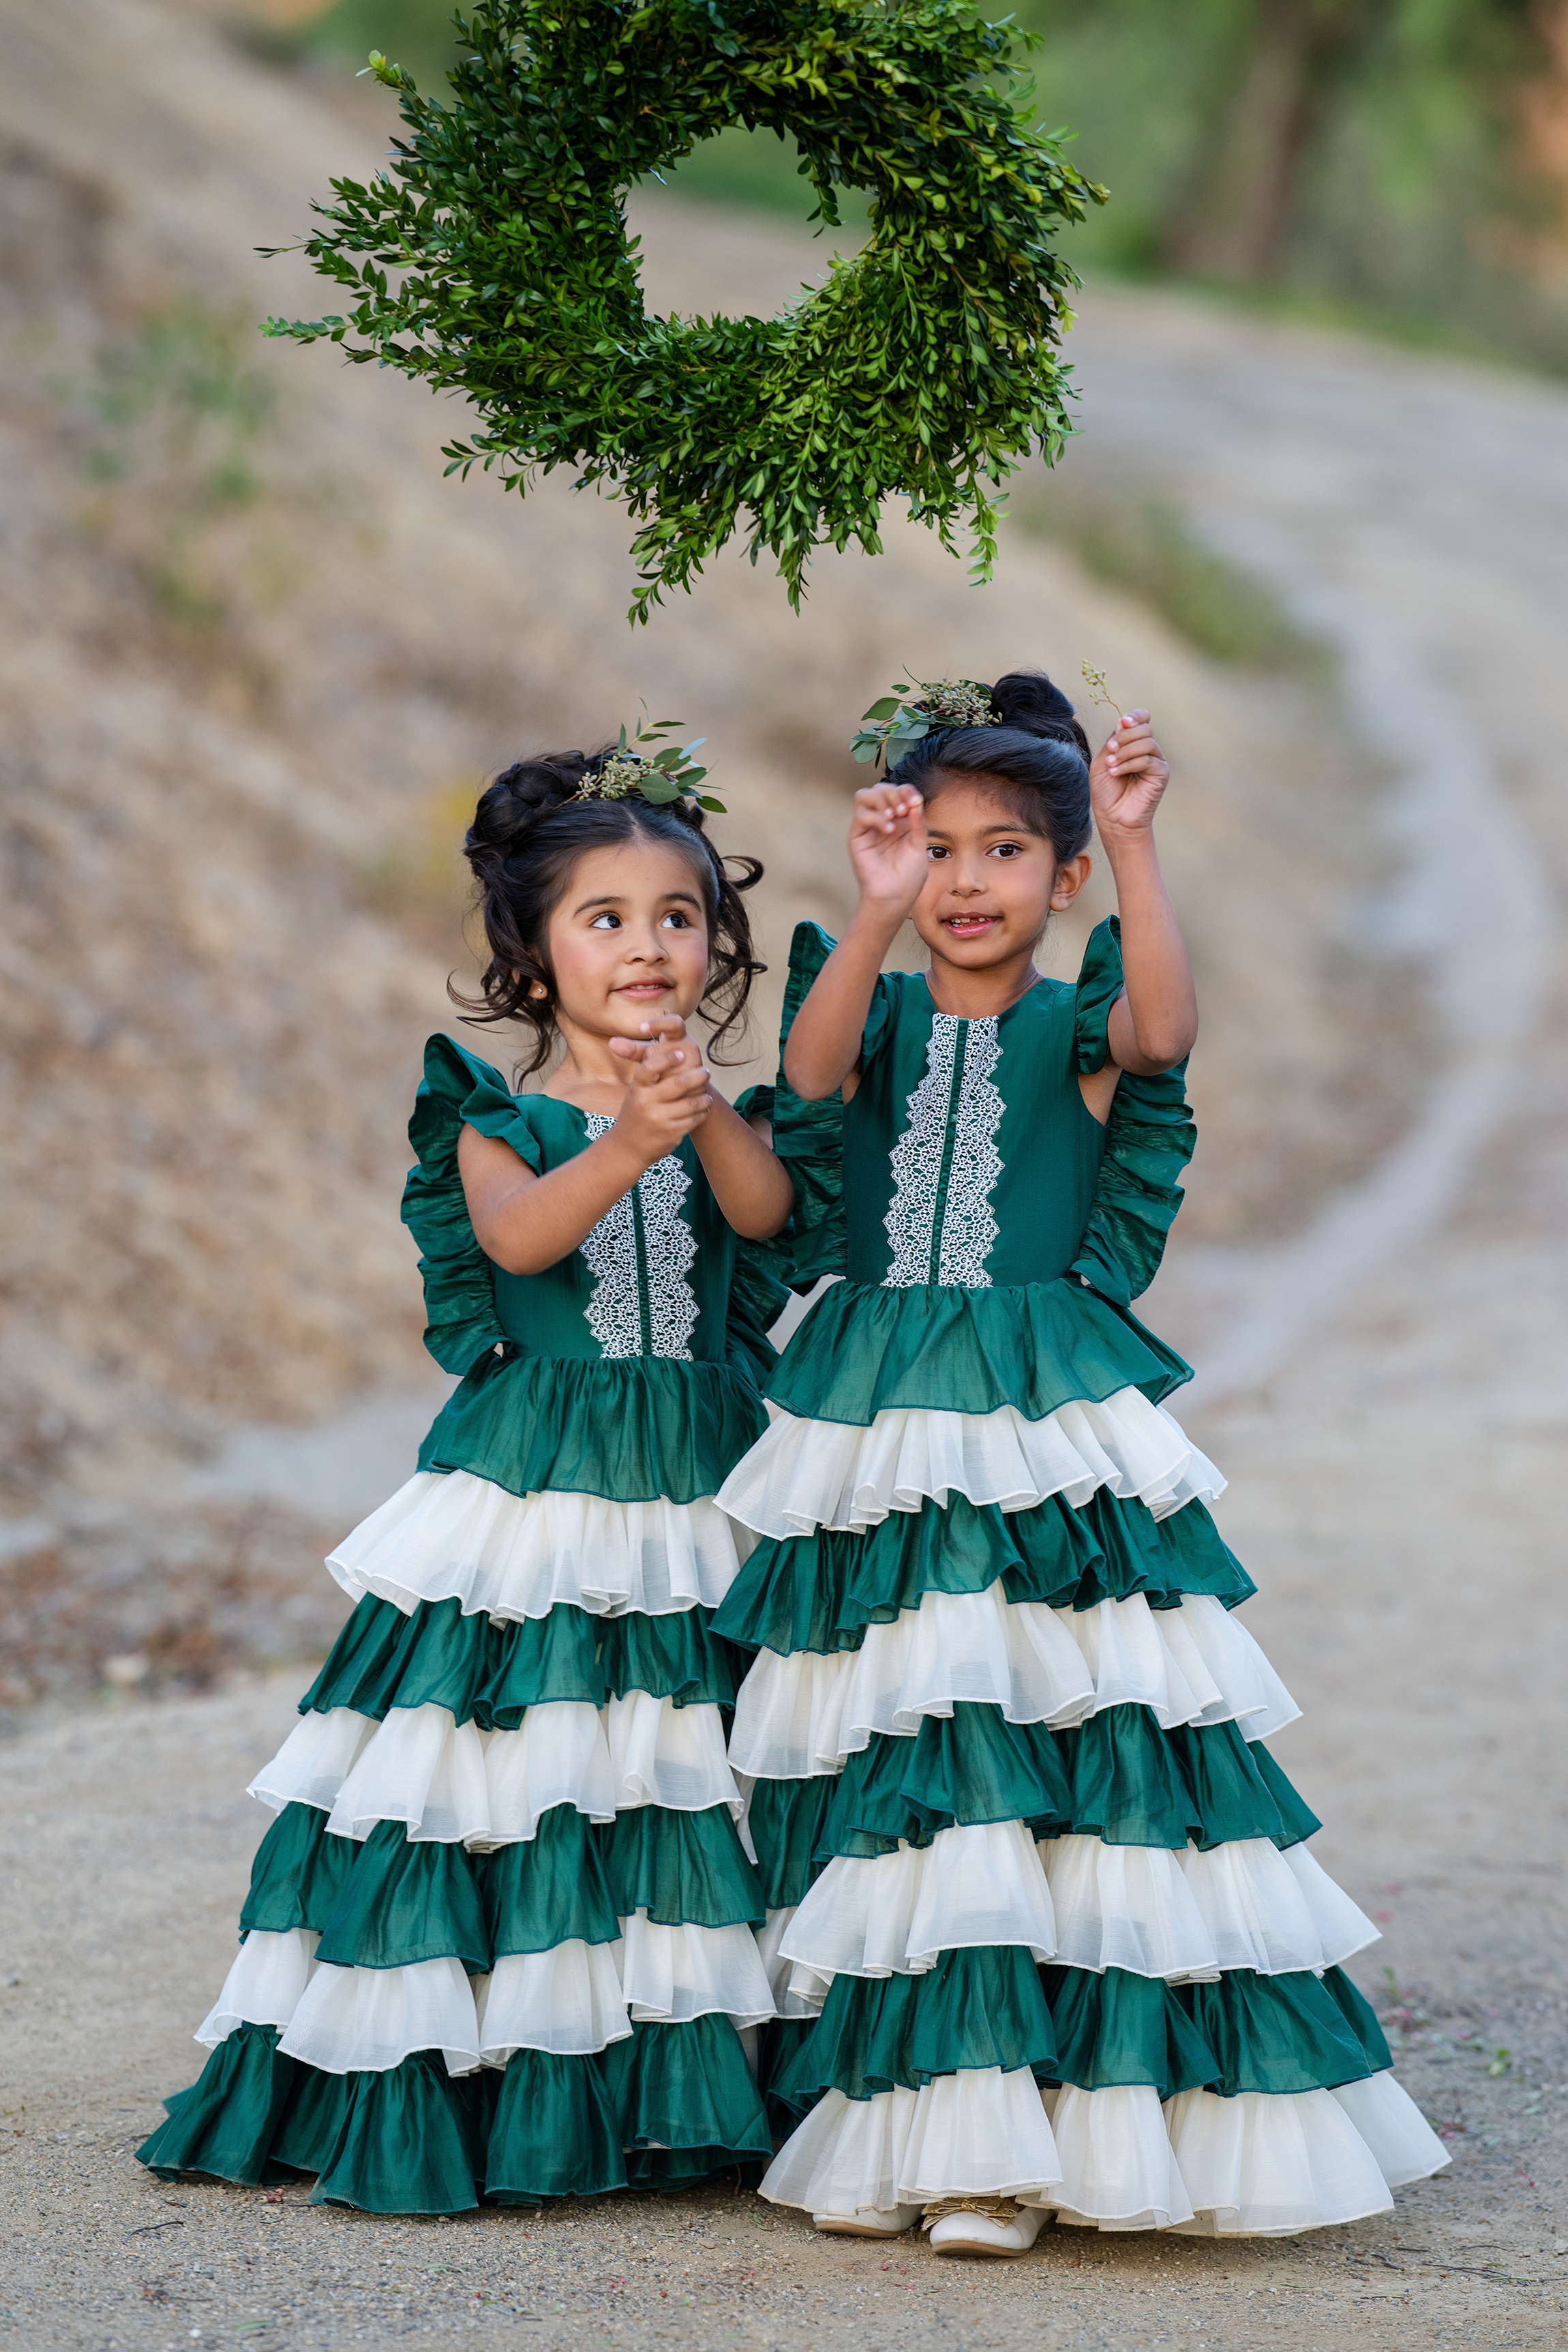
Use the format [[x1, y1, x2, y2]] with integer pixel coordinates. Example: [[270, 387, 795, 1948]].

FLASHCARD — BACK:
[[607, 1014, 712, 1164], [1091, 709, 1170, 843], [848, 783, 930, 916]]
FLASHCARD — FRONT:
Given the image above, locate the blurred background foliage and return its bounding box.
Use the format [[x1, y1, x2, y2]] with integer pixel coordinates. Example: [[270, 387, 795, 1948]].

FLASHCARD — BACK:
[[254, 0, 1568, 369]]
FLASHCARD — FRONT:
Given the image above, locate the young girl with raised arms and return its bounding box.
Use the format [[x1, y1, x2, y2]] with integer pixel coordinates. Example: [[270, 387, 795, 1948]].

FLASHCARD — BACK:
[[712, 669, 1447, 2255], [140, 739, 796, 2214]]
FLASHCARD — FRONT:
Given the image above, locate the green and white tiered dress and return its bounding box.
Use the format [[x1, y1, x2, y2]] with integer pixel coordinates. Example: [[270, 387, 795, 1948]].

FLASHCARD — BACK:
[[712, 922, 1448, 2236], [138, 1036, 783, 2214]]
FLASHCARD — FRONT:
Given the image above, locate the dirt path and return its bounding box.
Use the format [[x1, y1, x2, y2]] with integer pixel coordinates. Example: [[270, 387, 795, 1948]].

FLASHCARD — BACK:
[[5, 282, 1568, 2352]]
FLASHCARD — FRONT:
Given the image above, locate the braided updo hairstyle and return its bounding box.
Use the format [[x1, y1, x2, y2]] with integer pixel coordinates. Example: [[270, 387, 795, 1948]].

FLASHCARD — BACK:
[[456, 747, 764, 1074], [890, 669, 1094, 865]]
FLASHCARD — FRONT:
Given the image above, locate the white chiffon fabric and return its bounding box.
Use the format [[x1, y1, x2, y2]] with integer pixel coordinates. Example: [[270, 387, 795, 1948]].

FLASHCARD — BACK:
[[474, 1942, 631, 2061], [727, 1588, 1297, 1778], [754, 1908, 832, 2018], [1040, 1835, 1378, 1982], [327, 1469, 749, 1618], [718, 1389, 1225, 1538], [196, 1909, 784, 2073], [280, 1952, 483, 2077], [759, 2068, 1066, 2214], [248, 1694, 740, 1848], [618, 1912, 778, 2028], [782, 1822, 1058, 1978], [763, 2070, 1447, 2230]]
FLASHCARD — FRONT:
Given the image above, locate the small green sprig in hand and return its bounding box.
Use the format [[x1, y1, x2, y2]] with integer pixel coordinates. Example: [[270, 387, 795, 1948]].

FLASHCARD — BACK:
[[1080, 661, 1127, 736]]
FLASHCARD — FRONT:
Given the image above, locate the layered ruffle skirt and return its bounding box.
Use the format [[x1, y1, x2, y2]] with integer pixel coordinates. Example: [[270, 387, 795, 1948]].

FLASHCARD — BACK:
[[712, 1280, 1449, 2236], [138, 1361, 779, 2214]]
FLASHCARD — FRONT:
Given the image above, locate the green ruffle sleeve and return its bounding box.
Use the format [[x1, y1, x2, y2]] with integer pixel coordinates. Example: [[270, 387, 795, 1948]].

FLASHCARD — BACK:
[[401, 1034, 543, 1376], [1071, 918, 1196, 1306]]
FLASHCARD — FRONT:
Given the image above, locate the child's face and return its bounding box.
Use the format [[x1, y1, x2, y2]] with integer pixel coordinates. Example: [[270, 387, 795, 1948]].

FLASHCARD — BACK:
[[544, 837, 711, 1038], [910, 778, 1089, 969]]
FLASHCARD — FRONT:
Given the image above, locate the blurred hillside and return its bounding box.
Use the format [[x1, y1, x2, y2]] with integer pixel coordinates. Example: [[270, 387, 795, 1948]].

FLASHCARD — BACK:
[[0, 0, 1424, 1707]]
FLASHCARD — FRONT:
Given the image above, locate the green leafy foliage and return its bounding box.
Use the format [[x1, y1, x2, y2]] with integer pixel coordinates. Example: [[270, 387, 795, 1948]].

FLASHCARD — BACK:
[[260, 0, 1102, 622]]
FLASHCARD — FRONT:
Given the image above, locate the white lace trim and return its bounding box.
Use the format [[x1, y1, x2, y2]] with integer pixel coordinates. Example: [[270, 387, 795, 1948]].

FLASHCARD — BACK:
[[881, 1015, 1002, 1288], [577, 1114, 698, 1359]]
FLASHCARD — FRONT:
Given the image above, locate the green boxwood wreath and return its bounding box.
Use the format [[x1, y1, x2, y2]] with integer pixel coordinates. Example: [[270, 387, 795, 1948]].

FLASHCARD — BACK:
[[262, 1, 1104, 621]]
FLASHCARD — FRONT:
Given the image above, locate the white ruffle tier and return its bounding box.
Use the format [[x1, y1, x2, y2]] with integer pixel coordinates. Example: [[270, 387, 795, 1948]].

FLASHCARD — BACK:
[[248, 1697, 740, 1848], [728, 1589, 1296, 1777], [718, 1389, 1224, 1538], [198, 1916, 779, 2075], [772, 1825, 1374, 1987], [760, 2068, 1066, 2214], [762, 2070, 1447, 2231], [782, 1822, 1057, 1979], [755, 1908, 831, 2019], [327, 1468, 750, 1619], [1040, 1835, 1378, 1981]]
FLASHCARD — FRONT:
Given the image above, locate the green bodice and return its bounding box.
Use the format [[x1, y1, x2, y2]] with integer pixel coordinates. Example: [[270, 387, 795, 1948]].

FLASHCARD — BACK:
[[844, 971, 1109, 1290]]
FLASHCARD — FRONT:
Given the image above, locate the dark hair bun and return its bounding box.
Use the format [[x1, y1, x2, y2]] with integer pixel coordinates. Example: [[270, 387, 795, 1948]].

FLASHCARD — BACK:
[[989, 670, 1091, 764], [466, 753, 590, 864]]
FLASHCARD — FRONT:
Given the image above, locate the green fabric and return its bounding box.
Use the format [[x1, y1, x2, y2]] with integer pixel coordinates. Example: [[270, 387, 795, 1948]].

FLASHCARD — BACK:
[[269, 2055, 355, 2177], [726, 1083, 791, 1381], [1176, 1968, 1383, 2096], [302, 1594, 750, 1728], [1320, 1965, 1393, 2073], [307, 2052, 482, 2213], [601, 1803, 764, 1929], [779, 1948, 1058, 2101], [137, 2022, 301, 2188], [598, 1608, 746, 1708], [486, 1807, 622, 1956], [1043, 1965, 1223, 2098], [712, 1492, 1254, 1660], [485, 2049, 627, 2202], [1055, 1712, 1318, 1852], [404, 1034, 742, 1374], [768, 918, 1193, 1306], [747, 1774, 837, 1909], [601, 2016, 773, 2177], [767, 1273, 1192, 1426], [301, 1595, 604, 1727], [314, 1821, 490, 1972], [756, 2016, 819, 2133], [417, 1351, 766, 1505], [241, 1803, 359, 1937], [1248, 1740, 1323, 1850], [821, 1711, 1073, 1860]]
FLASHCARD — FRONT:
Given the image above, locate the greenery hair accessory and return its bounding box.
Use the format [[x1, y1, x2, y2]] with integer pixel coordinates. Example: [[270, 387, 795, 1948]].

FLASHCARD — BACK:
[[850, 677, 999, 769], [261, 0, 1101, 625], [577, 714, 725, 812]]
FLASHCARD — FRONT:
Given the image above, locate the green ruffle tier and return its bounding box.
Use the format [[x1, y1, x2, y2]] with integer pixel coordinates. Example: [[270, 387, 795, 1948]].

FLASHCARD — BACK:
[[137, 2025, 489, 2213], [600, 2017, 773, 2187], [241, 1802, 622, 1964], [302, 1592, 746, 1729], [601, 1805, 764, 1931], [800, 1711, 1318, 1868], [747, 1775, 839, 1910], [774, 1948, 1059, 2112], [484, 2049, 626, 2202], [418, 1351, 767, 1505], [1042, 1963, 1392, 2099], [822, 1709, 1075, 1858], [712, 1493, 1253, 1660], [779, 1959, 1391, 2111], [766, 1275, 1192, 1428]]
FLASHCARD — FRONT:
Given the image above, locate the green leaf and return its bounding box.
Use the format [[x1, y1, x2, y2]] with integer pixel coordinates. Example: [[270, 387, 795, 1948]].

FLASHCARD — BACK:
[[860, 697, 902, 721]]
